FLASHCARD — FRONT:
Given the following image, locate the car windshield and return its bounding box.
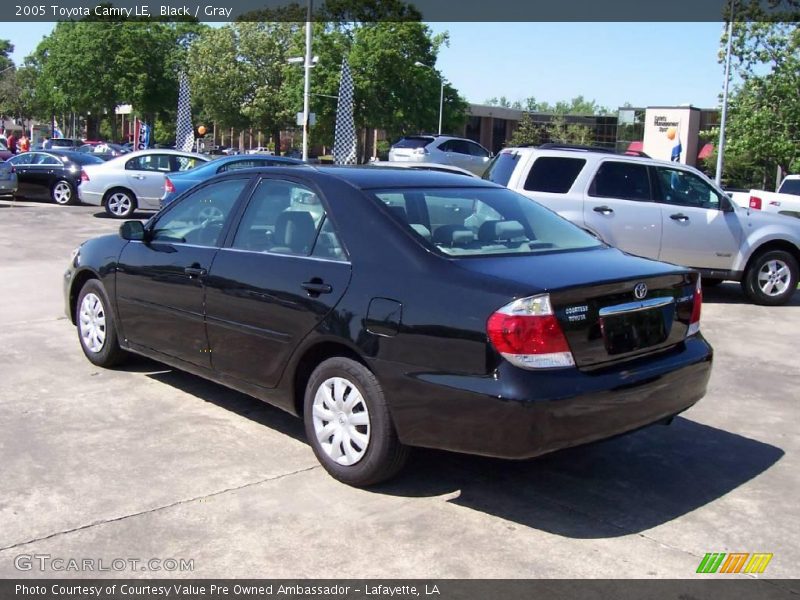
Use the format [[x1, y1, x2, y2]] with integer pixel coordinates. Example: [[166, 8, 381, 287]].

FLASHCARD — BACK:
[[393, 137, 433, 149], [370, 186, 602, 257]]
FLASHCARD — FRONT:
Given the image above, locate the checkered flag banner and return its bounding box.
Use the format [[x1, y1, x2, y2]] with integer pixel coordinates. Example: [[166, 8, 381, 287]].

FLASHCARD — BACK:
[[333, 58, 357, 165], [175, 71, 195, 153]]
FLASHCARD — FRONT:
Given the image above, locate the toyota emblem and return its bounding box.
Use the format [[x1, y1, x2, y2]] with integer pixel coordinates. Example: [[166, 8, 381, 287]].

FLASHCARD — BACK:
[[633, 282, 648, 300]]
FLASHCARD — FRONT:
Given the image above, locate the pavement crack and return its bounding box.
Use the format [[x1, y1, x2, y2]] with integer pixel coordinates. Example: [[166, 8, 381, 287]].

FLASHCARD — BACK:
[[0, 465, 319, 552]]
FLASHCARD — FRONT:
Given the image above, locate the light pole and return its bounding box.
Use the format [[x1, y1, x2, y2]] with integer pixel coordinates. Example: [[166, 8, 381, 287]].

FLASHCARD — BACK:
[[302, 0, 313, 161], [414, 61, 444, 135], [715, 0, 735, 186]]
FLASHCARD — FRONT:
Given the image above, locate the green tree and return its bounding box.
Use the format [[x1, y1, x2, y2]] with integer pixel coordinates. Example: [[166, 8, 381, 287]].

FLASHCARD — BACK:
[[508, 112, 546, 146]]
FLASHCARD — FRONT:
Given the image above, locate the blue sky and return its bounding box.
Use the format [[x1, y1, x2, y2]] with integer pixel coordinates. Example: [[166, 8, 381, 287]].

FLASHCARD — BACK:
[[7, 21, 727, 110]]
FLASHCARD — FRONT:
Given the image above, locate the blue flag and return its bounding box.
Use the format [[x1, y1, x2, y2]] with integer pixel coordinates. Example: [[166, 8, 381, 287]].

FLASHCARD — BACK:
[[671, 140, 682, 162]]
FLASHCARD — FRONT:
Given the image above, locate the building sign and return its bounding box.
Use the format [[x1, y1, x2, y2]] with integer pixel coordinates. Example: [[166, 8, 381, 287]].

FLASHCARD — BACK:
[[642, 106, 700, 166]]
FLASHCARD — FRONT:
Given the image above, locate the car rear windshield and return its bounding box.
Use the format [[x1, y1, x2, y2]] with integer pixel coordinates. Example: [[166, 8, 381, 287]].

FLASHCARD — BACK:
[[483, 150, 520, 186], [371, 187, 602, 257], [62, 153, 105, 165], [779, 179, 800, 196], [392, 137, 434, 149]]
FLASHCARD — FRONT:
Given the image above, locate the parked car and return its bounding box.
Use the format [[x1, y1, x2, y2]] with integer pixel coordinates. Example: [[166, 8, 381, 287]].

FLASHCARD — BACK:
[[247, 147, 274, 155], [737, 175, 800, 219], [0, 160, 18, 197], [77, 142, 128, 161], [485, 144, 800, 305], [6, 150, 104, 205], [0, 140, 13, 161], [64, 167, 712, 486], [78, 149, 209, 218], [388, 135, 493, 176], [44, 138, 81, 150], [369, 160, 478, 178], [161, 154, 303, 207]]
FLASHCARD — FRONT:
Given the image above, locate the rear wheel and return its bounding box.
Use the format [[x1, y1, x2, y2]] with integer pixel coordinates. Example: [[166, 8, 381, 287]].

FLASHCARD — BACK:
[[51, 179, 76, 205], [304, 357, 408, 487], [742, 250, 798, 306], [105, 189, 137, 219], [76, 280, 128, 367]]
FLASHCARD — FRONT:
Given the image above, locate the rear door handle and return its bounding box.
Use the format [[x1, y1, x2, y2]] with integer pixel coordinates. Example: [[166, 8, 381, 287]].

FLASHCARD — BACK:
[[132, 174, 146, 180], [670, 213, 689, 222], [184, 266, 207, 278], [593, 205, 614, 214], [302, 280, 332, 295]]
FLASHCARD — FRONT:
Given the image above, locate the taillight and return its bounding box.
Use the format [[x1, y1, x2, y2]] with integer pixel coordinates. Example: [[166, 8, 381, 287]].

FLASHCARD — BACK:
[[165, 177, 175, 194], [9, 165, 14, 173], [749, 195, 762, 210], [413, 147, 429, 155], [487, 294, 575, 369], [80, 169, 89, 182], [687, 277, 702, 337]]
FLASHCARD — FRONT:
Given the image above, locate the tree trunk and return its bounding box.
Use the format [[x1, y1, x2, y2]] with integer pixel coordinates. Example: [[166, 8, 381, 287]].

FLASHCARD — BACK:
[[272, 126, 281, 155], [109, 107, 118, 142]]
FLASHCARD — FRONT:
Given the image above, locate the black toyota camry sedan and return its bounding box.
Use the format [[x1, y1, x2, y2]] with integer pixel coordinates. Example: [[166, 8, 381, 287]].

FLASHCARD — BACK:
[[64, 167, 713, 486]]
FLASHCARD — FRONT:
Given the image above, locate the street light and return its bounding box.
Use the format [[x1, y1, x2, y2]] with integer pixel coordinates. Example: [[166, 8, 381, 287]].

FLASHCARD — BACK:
[[414, 61, 444, 135]]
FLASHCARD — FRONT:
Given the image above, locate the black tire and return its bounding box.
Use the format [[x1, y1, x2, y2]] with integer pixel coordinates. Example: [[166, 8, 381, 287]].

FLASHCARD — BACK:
[[51, 179, 76, 205], [303, 357, 408, 487], [75, 280, 128, 367], [104, 188, 137, 219], [702, 278, 724, 288], [741, 249, 799, 306]]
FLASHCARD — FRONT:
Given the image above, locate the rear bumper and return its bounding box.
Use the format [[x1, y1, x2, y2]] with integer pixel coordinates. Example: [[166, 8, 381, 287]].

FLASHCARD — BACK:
[[78, 188, 103, 206], [375, 335, 713, 459]]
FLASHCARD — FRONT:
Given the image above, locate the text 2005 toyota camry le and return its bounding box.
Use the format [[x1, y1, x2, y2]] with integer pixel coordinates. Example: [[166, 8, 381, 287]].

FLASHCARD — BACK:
[[64, 167, 712, 486]]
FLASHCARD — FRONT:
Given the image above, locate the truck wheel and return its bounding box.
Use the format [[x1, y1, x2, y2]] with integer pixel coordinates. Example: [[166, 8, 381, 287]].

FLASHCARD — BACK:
[[742, 250, 798, 306]]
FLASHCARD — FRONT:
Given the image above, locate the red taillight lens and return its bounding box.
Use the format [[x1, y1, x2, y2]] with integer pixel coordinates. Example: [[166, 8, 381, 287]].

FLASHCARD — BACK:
[[80, 169, 89, 182], [487, 294, 575, 369], [165, 177, 175, 194], [687, 277, 702, 337], [749, 195, 762, 210]]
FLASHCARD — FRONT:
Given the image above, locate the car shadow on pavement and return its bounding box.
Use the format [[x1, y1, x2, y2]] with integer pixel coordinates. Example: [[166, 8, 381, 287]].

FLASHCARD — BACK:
[[92, 211, 150, 221], [376, 417, 784, 539], [137, 361, 783, 539], [143, 365, 307, 444], [702, 282, 800, 306]]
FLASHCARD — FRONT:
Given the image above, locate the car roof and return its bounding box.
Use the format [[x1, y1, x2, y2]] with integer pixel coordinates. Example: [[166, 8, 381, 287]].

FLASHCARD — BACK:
[[501, 145, 697, 169], [121, 148, 208, 160]]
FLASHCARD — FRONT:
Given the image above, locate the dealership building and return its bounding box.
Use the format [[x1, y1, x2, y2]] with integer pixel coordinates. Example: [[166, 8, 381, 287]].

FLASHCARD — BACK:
[[463, 103, 721, 167]]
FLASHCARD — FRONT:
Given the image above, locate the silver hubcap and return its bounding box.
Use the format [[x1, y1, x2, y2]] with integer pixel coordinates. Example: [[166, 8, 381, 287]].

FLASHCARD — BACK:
[[108, 193, 132, 216], [758, 259, 791, 297], [198, 206, 224, 221], [312, 377, 371, 466], [79, 293, 106, 354], [53, 182, 71, 204]]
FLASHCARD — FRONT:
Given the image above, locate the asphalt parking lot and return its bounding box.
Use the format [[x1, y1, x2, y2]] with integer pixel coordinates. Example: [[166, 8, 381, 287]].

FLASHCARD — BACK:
[[0, 197, 798, 583]]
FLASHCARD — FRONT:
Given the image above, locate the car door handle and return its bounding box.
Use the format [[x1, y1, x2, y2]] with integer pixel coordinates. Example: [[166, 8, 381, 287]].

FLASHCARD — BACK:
[[593, 205, 614, 214], [131, 174, 146, 180], [184, 266, 207, 279], [670, 213, 689, 222], [302, 280, 333, 295]]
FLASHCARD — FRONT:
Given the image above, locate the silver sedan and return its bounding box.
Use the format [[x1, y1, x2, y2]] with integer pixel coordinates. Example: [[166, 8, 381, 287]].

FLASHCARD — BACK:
[[78, 149, 209, 218]]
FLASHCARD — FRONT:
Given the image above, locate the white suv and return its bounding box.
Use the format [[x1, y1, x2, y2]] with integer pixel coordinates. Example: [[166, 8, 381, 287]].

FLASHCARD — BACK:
[[485, 144, 800, 305], [388, 135, 492, 176]]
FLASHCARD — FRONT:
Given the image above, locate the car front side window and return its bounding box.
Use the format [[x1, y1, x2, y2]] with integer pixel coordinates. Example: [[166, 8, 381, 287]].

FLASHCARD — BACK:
[[655, 167, 726, 210], [149, 178, 248, 247]]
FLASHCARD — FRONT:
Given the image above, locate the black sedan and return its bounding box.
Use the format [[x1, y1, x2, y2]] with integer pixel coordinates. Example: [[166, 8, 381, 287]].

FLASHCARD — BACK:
[[7, 150, 105, 205], [64, 168, 713, 486]]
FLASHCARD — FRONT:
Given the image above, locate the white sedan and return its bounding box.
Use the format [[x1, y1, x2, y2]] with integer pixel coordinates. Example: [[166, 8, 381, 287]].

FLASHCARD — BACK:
[[78, 149, 209, 218]]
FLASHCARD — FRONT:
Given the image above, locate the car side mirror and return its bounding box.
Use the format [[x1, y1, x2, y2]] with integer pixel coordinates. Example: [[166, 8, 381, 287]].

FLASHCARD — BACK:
[[119, 220, 146, 241]]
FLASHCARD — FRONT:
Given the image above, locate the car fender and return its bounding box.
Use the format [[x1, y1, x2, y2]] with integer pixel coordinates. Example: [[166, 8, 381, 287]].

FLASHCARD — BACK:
[[735, 224, 800, 272]]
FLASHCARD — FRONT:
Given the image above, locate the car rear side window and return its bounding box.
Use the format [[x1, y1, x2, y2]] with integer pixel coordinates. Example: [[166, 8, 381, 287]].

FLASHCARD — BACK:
[[483, 151, 520, 186], [524, 157, 586, 193], [371, 187, 601, 257], [589, 161, 651, 201], [393, 137, 433, 149]]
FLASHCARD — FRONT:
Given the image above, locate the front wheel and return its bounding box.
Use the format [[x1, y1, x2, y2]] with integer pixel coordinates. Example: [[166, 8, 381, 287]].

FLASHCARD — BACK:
[[742, 250, 798, 306], [76, 280, 128, 367], [105, 189, 137, 219], [304, 357, 408, 487], [51, 179, 76, 205]]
